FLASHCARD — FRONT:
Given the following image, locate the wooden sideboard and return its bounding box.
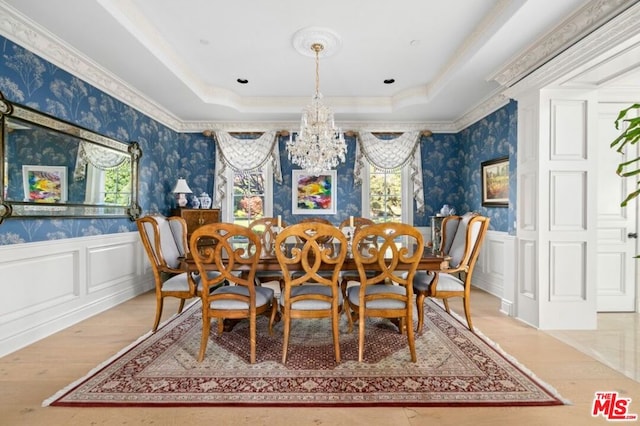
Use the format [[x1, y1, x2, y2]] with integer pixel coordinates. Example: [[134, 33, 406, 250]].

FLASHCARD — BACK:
[[171, 208, 220, 239]]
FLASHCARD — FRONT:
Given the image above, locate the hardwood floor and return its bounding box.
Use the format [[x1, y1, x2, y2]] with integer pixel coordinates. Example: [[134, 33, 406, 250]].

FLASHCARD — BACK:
[[1, 289, 639, 425]]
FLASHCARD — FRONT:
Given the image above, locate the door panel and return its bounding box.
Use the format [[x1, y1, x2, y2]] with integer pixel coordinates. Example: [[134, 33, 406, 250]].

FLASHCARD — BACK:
[[597, 102, 637, 312]]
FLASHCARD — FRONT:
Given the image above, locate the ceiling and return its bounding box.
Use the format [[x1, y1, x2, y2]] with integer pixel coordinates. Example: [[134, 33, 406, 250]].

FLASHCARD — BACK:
[[0, 0, 638, 132]]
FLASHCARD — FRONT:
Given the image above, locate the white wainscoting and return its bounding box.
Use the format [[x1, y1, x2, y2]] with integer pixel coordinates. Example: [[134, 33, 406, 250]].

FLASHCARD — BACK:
[[473, 231, 517, 317], [419, 227, 516, 316], [0, 232, 153, 358]]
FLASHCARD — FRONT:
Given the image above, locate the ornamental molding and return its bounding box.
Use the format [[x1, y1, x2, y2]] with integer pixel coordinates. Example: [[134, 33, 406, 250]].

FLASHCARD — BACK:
[[0, 2, 183, 131], [453, 94, 511, 131], [492, 0, 637, 87], [194, 120, 456, 135], [504, 2, 640, 98], [0, 1, 634, 135]]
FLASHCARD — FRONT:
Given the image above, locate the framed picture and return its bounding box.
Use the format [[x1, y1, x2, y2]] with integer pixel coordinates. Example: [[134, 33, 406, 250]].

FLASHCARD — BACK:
[[481, 157, 509, 207], [292, 170, 337, 215], [22, 165, 68, 203]]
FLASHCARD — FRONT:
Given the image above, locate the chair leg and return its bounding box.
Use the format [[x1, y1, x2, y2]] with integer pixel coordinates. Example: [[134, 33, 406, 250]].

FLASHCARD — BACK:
[[268, 302, 277, 335], [345, 300, 355, 333], [177, 298, 186, 314], [406, 312, 417, 362], [463, 296, 474, 331], [282, 313, 291, 364], [415, 292, 426, 333], [198, 314, 210, 362], [332, 305, 341, 363], [443, 298, 451, 314], [152, 296, 164, 332], [358, 307, 366, 362], [249, 315, 256, 364]]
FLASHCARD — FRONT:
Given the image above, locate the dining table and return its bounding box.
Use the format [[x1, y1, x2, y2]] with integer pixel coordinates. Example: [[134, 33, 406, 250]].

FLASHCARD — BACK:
[[180, 241, 449, 331], [180, 242, 450, 273]]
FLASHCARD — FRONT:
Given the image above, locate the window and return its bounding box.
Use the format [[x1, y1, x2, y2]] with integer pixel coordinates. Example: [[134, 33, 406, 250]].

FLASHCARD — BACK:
[[223, 164, 273, 226], [84, 163, 131, 205], [361, 163, 413, 224]]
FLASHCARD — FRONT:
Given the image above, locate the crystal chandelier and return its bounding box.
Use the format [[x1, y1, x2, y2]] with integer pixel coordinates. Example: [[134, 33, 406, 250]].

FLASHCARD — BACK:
[[287, 42, 346, 176]]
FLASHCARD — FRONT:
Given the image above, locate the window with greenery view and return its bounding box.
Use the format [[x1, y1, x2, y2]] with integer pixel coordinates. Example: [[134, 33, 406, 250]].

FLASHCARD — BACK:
[[368, 165, 402, 223], [232, 170, 265, 226], [103, 163, 131, 205], [85, 162, 131, 205]]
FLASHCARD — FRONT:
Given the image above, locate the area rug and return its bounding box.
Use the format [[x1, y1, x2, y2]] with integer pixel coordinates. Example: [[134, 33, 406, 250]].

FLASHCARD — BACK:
[[43, 300, 567, 407]]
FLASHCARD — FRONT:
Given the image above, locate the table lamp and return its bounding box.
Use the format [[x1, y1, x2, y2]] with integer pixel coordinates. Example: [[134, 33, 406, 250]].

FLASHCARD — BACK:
[[172, 178, 193, 207]]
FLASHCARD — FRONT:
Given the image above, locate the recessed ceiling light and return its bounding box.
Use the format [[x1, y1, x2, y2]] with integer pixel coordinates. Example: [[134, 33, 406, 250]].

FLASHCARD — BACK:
[[237, 78, 249, 84], [383, 79, 395, 84]]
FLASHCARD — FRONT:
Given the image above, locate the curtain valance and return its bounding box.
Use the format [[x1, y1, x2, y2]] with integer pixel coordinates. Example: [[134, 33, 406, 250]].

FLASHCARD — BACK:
[[74, 141, 127, 181], [354, 131, 425, 213], [213, 130, 281, 207]]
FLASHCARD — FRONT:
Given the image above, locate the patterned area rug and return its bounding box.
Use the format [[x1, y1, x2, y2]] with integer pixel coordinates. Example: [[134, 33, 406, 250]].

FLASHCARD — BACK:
[[44, 300, 566, 407]]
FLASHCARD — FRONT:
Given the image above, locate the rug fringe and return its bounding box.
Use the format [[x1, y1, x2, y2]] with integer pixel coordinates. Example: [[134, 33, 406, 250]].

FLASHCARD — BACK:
[[41, 300, 199, 407], [428, 298, 572, 406]]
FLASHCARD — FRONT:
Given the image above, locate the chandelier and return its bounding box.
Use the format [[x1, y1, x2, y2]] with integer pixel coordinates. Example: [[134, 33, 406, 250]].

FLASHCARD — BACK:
[[287, 42, 346, 176]]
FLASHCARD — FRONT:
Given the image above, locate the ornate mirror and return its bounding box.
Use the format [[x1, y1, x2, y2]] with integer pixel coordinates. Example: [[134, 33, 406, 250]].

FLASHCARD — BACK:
[[0, 91, 141, 223]]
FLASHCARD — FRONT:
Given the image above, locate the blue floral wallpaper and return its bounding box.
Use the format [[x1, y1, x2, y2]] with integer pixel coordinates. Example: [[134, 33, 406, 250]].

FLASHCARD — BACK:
[[0, 36, 214, 244], [0, 35, 516, 245]]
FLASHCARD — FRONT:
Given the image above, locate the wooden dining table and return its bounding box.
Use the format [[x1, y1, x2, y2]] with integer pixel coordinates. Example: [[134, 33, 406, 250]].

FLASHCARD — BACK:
[[180, 243, 449, 273], [180, 242, 448, 331]]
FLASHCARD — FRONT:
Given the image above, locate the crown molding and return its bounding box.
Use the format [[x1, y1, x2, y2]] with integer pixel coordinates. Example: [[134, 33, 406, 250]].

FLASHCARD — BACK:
[[188, 120, 458, 135], [503, 1, 640, 99], [0, 2, 611, 136], [492, 0, 637, 88], [0, 2, 184, 131]]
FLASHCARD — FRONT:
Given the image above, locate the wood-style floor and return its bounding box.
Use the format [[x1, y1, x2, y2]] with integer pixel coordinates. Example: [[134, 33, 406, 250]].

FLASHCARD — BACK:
[[1, 289, 639, 425]]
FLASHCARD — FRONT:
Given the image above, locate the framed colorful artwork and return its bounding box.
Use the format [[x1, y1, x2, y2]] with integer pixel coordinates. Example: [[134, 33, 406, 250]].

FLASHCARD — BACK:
[[481, 157, 509, 207], [22, 165, 68, 203], [292, 170, 337, 215]]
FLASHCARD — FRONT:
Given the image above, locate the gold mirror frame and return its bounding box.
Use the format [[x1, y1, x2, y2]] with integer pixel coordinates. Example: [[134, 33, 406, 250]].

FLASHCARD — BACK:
[[0, 91, 141, 223]]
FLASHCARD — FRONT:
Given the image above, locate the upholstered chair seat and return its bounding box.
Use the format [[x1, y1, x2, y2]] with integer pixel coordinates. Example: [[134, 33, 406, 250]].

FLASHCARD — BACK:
[[208, 285, 274, 310], [346, 284, 407, 310]]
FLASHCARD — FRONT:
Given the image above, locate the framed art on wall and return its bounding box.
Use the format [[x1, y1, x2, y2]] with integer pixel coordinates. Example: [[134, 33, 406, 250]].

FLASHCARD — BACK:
[[22, 165, 68, 203], [292, 170, 337, 215], [481, 157, 509, 207]]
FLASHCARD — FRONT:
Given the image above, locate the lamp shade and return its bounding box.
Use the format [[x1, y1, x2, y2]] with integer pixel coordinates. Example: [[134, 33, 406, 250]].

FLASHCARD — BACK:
[[172, 178, 193, 194]]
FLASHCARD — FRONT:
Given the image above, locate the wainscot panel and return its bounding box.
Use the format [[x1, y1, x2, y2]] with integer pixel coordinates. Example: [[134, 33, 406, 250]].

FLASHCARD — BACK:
[[0, 232, 153, 358], [472, 231, 517, 316]]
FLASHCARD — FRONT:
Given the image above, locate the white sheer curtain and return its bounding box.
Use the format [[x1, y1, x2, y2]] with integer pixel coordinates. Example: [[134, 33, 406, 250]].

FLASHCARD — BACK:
[[213, 130, 281, 207], [354, 131, 425, 213], [74, 141, 127, 181]]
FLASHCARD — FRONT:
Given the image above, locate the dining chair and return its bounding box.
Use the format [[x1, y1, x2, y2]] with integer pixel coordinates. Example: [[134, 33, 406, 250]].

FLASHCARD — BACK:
[[248, 217, 288, 299], [338, 216, 377, 296], [274, 222, 348, 364], [189, 223, 278, 363], [344, 222, 423, 362], [137, 215, 201, 332], [338, 216, 375, 232], [296, 217, 335, 244], [412, 213, 490, 332]]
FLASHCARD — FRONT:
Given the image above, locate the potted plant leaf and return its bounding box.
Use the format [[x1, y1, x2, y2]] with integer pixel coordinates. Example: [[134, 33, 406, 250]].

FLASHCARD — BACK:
[[611, 103, 640, 206]]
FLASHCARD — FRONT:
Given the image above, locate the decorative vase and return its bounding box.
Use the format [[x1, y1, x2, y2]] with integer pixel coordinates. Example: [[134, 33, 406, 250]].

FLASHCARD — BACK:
[[191, 195, 200, 209], [199, 192, 212, 209]]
